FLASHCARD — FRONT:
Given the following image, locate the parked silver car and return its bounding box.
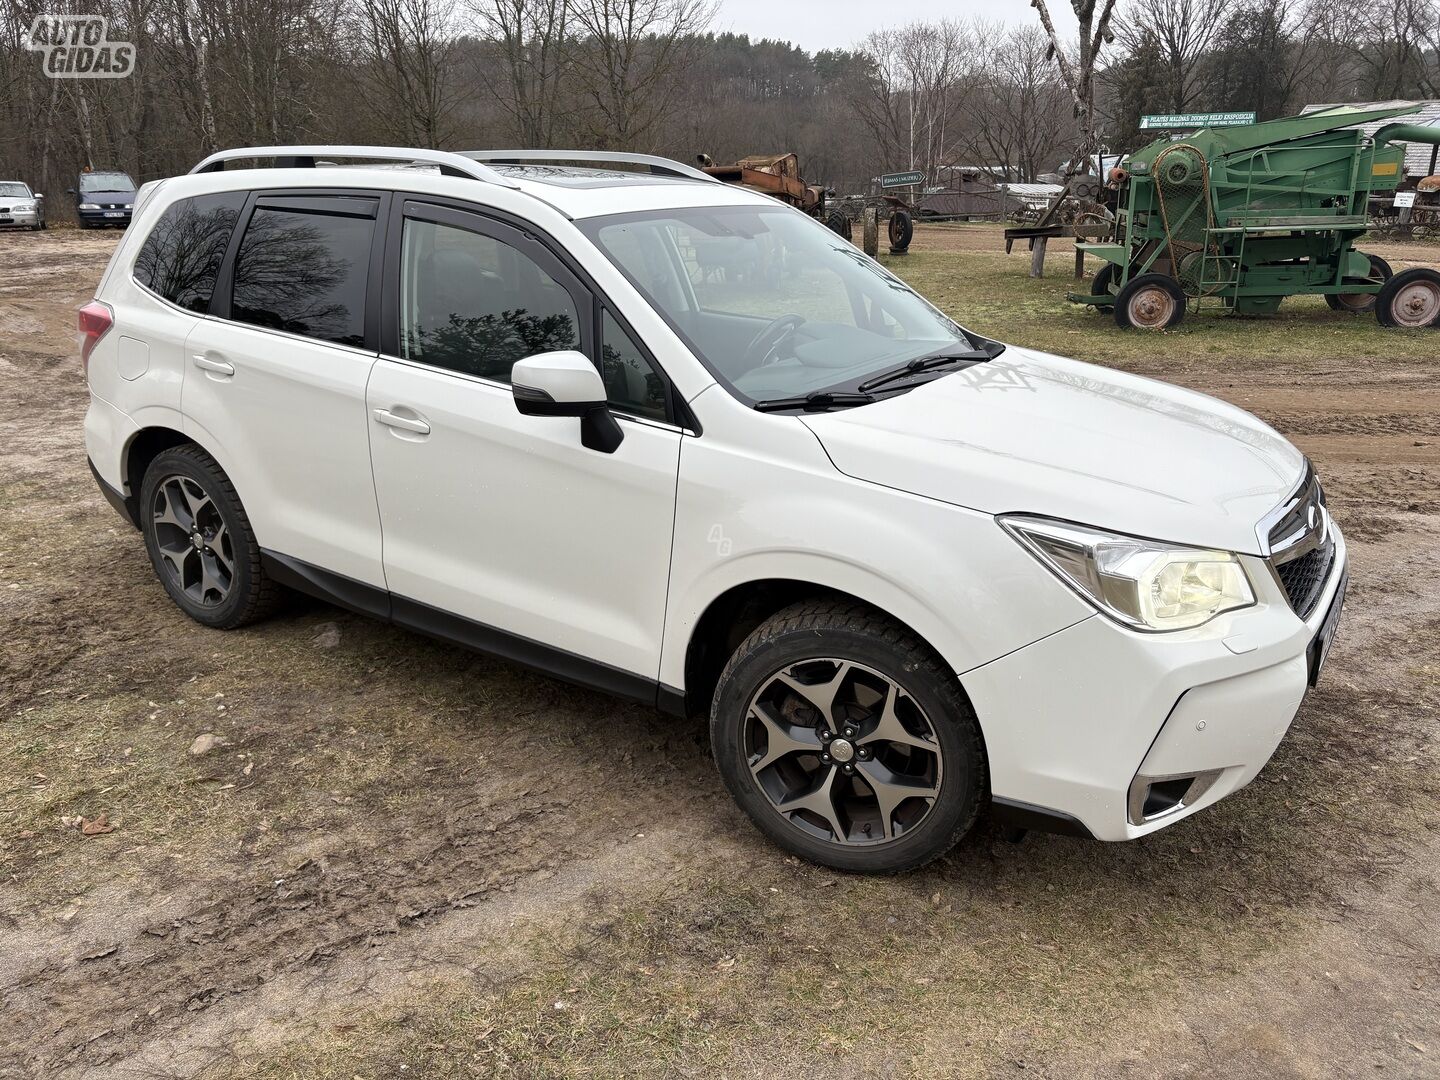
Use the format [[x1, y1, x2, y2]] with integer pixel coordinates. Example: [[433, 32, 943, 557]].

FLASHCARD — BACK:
[[0, 181, 46, 230]]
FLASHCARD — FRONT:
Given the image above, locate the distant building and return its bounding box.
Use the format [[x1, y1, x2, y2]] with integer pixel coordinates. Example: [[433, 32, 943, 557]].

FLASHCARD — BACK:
[[1300, 100, 1440, 178]]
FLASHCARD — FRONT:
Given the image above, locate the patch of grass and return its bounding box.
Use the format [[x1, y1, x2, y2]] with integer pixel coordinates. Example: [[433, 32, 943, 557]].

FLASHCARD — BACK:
[[882, 227, 1440, 374]]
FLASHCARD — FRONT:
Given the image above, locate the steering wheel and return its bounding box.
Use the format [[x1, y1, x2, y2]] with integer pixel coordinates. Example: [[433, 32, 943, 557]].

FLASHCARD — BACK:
[[743, 314, 806, 368]]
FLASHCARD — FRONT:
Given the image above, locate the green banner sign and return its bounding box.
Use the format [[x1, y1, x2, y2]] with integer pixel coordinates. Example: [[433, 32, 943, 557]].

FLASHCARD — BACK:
[[1140, 111, 1256, 130], [880, 170, 924, 188]]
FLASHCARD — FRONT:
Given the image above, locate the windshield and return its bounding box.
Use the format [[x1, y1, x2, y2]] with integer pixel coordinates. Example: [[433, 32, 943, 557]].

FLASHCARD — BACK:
[[80, 172, 134, 193], [580, 205, 986, 404], [0, 182, 31, 198]]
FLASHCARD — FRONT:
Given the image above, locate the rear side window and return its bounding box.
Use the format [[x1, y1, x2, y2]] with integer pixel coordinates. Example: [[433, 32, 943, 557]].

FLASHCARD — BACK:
[[231, 196, 377, 348], [133, 192, 246, 313]]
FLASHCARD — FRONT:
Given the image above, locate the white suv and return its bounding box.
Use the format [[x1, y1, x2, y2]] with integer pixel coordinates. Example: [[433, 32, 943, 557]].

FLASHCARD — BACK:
[[83, 146, 1347, 872]]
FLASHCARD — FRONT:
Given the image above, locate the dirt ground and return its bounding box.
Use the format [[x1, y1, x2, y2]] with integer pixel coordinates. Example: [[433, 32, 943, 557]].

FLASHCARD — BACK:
[[1, 225, 1438, 1079]]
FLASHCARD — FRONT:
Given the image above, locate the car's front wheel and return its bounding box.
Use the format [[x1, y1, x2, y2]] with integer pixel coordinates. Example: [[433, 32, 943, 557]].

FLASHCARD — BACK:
[[711, 600, 986, 873], [140, 445, 280, 629]]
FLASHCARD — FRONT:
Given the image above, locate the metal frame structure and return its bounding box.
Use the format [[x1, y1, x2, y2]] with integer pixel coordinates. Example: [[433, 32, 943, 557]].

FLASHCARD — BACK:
[[461, 149, 719, 184]]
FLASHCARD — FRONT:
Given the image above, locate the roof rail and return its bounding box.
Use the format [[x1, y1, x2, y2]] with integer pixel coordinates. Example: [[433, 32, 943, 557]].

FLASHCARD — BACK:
[[188, 146, 523, 189], [461, 150, 719, 184]]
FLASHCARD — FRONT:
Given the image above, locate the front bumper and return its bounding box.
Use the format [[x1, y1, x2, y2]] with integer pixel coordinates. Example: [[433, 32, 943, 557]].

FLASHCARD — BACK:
[[964, 523, 1347, 841], [0, 208, 41, 227], [77, 208, 131, 225]]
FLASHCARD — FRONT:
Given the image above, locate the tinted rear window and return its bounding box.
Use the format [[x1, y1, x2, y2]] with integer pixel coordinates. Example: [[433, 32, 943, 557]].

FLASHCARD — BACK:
[[231, 197, 377, 348], [133, 192, 246, 313]]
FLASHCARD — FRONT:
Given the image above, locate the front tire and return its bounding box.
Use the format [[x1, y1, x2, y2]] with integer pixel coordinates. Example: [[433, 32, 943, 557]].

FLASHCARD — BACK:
[[1114, 272, 1186, 329], [140, 445, 280, 629], [711, 600, 986, 873]]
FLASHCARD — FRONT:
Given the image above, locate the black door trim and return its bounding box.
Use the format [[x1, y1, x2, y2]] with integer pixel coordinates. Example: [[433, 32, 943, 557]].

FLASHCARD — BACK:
[[259, 549, 679, 714]]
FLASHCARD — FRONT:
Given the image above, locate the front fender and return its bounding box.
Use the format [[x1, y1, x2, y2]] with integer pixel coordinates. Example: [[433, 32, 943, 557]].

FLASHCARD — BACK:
[[659, 416, 1091, 691]]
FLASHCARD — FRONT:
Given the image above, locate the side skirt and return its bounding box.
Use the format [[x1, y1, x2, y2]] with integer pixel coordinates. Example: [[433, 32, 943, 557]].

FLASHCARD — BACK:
[[260, 550, 678, 715]]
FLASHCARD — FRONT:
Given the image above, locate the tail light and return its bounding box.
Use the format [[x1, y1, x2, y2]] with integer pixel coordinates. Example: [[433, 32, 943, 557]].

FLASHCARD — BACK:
[[78, 300, 114, 376]]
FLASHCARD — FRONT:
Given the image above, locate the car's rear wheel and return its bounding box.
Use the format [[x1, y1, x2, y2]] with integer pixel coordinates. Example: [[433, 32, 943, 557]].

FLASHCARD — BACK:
[[140, 445, 280, 629], [711, 600, 986, 873]]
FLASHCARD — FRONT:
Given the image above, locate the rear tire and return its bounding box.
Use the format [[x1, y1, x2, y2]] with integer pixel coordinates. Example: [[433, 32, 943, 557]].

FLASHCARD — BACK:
[[140, 445, 281, 629], [1091, 262, 1118, 296], [710, 599, 986, 873], [1114, 273, 1186, 330], [1325, 253, 1393, 313], [1376, 268, 1440, 328]]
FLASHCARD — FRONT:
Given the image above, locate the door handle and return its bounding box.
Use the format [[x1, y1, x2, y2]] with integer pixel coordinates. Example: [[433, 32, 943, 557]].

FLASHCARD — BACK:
[[372, 408, 431, 435], [192, 355, 234, 376]]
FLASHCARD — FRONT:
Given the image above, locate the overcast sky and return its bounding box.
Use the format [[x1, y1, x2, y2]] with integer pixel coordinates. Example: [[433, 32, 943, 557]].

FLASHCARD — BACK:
[[710, 0, 1073, 52]]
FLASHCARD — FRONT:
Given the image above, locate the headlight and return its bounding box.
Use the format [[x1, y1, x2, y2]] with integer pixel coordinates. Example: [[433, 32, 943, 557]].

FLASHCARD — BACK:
[[1000, 515, 1255, 631], [79, 202, 99, 209], [14, 200, 34, 211]]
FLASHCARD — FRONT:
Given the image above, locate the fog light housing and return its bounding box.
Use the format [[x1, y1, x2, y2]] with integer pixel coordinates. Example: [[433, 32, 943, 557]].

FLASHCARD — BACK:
[[1127, 769, 1223, 825]]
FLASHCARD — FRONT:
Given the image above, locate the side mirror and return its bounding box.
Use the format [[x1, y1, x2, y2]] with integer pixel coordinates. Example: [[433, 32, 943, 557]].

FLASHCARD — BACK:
[[34, 193, 43, 199], [512, 350, 623, 454], [66, 187, 76, 195]]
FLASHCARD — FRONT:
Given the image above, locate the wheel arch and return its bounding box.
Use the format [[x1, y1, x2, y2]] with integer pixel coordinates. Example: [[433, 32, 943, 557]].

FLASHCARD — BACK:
[[678, 577, 978, 727], [123, 424, 195, 503]]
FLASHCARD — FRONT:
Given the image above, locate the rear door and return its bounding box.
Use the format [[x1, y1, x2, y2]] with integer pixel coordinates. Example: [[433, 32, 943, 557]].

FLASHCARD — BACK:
[[365, 198, 683, 685], [182, 190, 389, 588]]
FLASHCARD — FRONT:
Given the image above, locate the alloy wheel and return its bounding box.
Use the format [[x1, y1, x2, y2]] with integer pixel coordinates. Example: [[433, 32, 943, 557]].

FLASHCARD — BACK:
[[744, 658, 943, 846], [150, 474, 234, 607]]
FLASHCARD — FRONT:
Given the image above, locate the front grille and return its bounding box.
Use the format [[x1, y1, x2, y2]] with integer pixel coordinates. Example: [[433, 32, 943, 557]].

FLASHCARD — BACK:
[[1274, 543, 1333, 619], [1264, 464, 1335, 619]]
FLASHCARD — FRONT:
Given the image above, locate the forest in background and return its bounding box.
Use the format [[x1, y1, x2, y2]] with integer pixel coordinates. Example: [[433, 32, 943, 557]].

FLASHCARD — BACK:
[[2, 0, 1439, 207]]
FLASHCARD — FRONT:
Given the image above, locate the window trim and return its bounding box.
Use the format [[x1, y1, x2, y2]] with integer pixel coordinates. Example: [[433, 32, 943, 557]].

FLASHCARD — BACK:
[[380, 193, 691, 431], [212, 186, 391, 353]]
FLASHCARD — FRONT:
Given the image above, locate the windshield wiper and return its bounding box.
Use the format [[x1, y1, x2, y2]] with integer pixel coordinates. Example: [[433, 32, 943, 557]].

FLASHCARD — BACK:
[[856, 350, 990, 393], [753, 390, 877, 413]]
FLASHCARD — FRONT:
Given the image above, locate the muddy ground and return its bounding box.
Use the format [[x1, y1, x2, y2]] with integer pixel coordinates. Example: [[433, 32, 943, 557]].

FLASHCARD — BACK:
[[1, 226, 1437, 1079]]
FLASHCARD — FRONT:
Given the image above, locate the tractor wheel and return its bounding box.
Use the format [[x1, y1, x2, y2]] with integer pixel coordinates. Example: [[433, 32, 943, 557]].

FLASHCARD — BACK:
[[1091, 263, 1119, 296], [826, 209, 852, 242], [1376, 268, 1440, 328], [1114, 273, 1186, 330], [887, 209, 914, 251], [1326, 254, 1394, 313]]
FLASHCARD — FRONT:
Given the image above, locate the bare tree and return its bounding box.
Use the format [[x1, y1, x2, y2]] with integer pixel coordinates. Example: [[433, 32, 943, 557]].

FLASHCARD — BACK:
[[1029, 0, 1122, 170], [566, 0, 714, 149], [351, 0, 462, 146], [955, 24, 1076, 180], [471, 0, 570, 146]]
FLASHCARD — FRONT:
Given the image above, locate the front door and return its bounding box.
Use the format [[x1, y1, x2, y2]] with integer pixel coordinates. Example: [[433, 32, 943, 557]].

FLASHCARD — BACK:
[[366, 200, 682, 688]]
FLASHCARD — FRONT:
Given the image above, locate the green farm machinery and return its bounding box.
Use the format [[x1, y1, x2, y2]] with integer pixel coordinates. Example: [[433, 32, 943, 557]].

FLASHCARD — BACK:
[[1073, 104, 1440, 330]]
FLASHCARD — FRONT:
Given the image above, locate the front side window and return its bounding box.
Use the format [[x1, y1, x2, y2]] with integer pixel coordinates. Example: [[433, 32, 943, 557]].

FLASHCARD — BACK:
[[580, 205, 978, 404], [231, 196, 377, 348], [398, 216, 579, 383], [601, 310, 667, 420], [133, 192, 246, 313]]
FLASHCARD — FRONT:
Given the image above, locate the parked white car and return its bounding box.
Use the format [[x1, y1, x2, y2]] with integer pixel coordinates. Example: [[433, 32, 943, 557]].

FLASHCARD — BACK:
[[0, 180, 46, 230], [82, 147, 1347, 872]]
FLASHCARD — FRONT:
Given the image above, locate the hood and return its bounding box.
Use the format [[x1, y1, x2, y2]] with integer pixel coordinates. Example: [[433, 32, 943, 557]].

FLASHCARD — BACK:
[[801, 347, 1304, 555], [80, 189, 135, 200]]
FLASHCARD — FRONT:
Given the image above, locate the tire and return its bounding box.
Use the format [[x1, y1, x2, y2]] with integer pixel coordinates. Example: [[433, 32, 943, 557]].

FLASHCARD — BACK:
[[825, 209, 852, 242], [710, 599, 986, 873], [1114, 272, 1186, 330], [139, 445, 281, 629], [1325, 254, 1393, 313], [887, 209, 914, 250], [1091, 262, 1118, 296], [1376, 267, 1440, 328]]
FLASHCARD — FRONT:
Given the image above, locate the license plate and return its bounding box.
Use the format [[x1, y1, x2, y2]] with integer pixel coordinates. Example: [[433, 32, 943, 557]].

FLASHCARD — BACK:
[[103, 211, 125, 218], [1307, 568, 1347, 687]]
